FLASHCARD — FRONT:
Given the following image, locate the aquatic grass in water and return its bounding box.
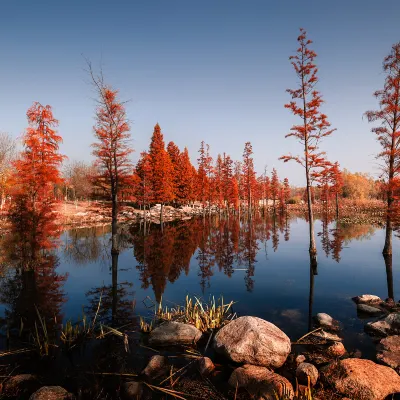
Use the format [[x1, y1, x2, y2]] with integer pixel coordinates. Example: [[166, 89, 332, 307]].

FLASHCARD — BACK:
[[139, 295, 235, 333], [60, 293, 103, 349], [32, 305, 58, 356]]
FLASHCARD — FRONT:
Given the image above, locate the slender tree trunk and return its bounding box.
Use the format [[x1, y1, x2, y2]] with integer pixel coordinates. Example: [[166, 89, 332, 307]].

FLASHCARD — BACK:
[[306, 162, 316, 256], [383, 251, 394, 301], [308, 254, 317, 331], [111, 191, 118, 254], [383, 183, 394, 256], [111, 252, 118, 323]]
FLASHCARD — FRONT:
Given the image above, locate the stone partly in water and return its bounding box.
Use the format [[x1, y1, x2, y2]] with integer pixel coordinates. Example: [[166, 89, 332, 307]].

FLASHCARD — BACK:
[[3, 374, 41, 398], [311, 329, 342, 342], [142, 355, 168, 380], [314, 313, 339, 330], [326, 341, 346, 358], [296, 362, 319, 386], [357, 304, 385, 316], [353, 294, 382, 305], [213, 316, 291, 368], [376, 335, 400, 372], [321, 358, 400, 400], [228, 364, 294, 400], [29, 386, 75, 400], [148, 321, 202, 346], [365, 312, 400, 337]]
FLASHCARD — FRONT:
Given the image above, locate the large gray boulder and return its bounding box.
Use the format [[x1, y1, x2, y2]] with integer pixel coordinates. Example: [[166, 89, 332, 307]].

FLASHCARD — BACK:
[[321, 358, 400, 400], [148, 321, 202, 346], [213, 316, 291, 368]]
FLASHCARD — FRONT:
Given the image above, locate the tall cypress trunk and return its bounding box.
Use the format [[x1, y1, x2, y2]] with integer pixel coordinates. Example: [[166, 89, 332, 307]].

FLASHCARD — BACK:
[[111, 191, 118, 254], [306, 165, 316, 256], [308, 255, 316, 331], [383, 114, 396, 255], [383, 192, 394, 256], [111, 252, 118, 323], [383, 251, 394, 300]]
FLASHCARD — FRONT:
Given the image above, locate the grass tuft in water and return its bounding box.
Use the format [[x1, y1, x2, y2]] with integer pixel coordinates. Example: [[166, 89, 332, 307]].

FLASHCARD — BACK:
[[140, 295, 236, 333]]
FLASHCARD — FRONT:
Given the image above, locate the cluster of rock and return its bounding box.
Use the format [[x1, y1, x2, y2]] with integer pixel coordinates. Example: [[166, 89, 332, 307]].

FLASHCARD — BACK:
[[352, 294, 400, 374], [3, 302, 400, 399], [133, 315, 400, 399], [1, 374, 74, 399], [121, 203, 221, 223]]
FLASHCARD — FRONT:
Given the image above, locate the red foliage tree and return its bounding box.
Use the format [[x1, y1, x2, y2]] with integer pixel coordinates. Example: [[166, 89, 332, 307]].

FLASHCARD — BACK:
[[89, 65, 133, 254], [167, 141, 181, 202], [148, 124, 174, 224], [197, 141, 213, 215], [133, 151, 152, 217], [229, 177, 240, 211], [177, 147, 196, 204], [365, 42, 400, 255], [242, 142, 257, 215], [280, 28, 336, 256], [221, 153, 234, 210], [283, 178, 291, 206], [10, 102, 65, 255], [270, 168, 280, 210], [214, 154, 224, 210]]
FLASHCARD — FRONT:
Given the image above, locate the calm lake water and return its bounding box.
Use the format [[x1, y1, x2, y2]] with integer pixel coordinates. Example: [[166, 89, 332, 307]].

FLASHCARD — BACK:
[[0, 214, 399, 358]]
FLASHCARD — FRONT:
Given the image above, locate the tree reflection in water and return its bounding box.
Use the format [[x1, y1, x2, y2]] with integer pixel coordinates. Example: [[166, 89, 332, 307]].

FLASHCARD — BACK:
[[0, 204, 67, 344], [0, 211, 388, 342]]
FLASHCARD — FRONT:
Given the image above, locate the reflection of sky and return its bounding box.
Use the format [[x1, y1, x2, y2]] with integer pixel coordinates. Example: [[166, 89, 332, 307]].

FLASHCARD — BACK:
[[2, 1, 400, 185], [1, 218, 399, 357]]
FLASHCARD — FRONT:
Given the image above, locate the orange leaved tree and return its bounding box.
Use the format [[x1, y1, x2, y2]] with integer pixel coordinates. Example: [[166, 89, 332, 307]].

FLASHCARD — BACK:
[[270, 168, 280, 211], [365, 42, 400, 256], [10, 102, 65, 259], [148, 124, 174, 225], [197, 141, 213, 216], [242, 142, 256, 216], [89, 65, 133, 254], [281, 28, 335, 257]]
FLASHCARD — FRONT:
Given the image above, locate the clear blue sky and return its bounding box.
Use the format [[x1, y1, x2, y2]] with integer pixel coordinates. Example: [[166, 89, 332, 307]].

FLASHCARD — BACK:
[[1, 0, 399, 185]]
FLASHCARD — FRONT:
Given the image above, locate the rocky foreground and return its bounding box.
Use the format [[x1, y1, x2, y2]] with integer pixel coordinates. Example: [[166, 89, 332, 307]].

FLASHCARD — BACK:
[[2, 294, 400, 400]]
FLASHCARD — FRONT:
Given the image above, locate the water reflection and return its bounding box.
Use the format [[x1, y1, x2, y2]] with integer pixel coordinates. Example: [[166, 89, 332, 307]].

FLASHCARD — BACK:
[[0, 200, 67, 342], [0, 210, 397, 344], [130, 214, 303, 300]]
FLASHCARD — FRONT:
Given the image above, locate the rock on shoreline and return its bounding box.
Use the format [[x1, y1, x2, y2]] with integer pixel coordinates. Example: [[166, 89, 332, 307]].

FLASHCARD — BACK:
[[213, 316, 291, 368]]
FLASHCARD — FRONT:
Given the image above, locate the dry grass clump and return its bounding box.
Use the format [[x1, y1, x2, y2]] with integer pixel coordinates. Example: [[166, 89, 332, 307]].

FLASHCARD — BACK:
[[156, 295, 235, 332], [139, 295, 235, 333]]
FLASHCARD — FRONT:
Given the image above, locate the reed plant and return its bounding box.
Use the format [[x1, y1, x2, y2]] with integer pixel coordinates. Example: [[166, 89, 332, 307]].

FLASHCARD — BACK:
[[32, 306, 57, 356], [147, 295, 235, 333]]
